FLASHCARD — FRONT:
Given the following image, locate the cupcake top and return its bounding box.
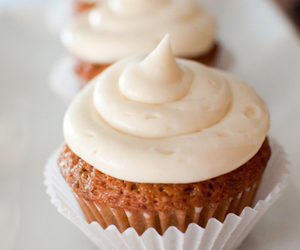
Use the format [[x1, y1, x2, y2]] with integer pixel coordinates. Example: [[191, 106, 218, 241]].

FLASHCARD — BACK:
[[64, 36, 270, 184], [62, 0, 216, 63]]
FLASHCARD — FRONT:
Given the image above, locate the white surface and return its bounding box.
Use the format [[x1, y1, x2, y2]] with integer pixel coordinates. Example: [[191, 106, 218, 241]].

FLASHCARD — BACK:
[[44, 139, 288, 250], [0, 0, 49, 8], [0, 0, 299, 249], [50, 56, 82, 103]]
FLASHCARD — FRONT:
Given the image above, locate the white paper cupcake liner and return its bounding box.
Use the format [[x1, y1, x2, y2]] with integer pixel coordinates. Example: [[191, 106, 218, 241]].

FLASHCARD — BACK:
[[44, 139, 288, 250], [49, 56, 84, 103]]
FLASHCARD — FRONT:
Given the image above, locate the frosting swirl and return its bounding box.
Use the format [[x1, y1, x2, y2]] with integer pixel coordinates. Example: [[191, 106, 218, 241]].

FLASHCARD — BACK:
[[62, 0, 216, 63], [64, 36, 270, 183]]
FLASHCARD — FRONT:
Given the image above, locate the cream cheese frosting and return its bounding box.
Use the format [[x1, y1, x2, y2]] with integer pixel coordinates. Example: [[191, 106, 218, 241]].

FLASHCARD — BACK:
[[62, 0, 216, 63], [64, 36, 270, 183]]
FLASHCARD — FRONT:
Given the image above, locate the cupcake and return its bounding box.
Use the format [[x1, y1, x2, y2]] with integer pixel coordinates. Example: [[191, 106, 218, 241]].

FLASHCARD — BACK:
[[60, 0, 218, 84], [48, 34, 277, 243]]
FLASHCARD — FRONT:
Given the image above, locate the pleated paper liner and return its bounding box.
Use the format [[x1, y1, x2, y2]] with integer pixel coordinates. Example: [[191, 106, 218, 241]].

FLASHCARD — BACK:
[[73, 179, 260, 236], [44, 139, 288, 250]]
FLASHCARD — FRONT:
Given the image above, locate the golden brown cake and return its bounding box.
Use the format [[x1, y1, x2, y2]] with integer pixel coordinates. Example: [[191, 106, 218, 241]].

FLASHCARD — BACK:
[[58, 139, 270, 235]]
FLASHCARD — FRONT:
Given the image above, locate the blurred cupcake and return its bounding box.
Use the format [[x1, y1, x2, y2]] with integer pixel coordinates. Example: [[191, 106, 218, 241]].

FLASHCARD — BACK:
[[73, 0, 98, 14], [44, 36, 288, 249], [60, 0, 218, 83]]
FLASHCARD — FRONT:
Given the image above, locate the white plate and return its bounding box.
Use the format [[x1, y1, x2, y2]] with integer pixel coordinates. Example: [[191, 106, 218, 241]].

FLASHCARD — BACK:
[[0, 0, 299, 249]]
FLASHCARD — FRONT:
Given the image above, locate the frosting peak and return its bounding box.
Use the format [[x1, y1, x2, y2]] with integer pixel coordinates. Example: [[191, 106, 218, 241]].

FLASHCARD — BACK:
[[93, 37, 232, 139], [140, 34, 181, 82], [119, 35, 190, 104]]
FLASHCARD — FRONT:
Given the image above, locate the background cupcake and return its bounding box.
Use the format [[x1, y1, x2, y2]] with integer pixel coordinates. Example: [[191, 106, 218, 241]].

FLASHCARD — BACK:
[[51, 0, 218, 99], [44, 36, 287, 249]]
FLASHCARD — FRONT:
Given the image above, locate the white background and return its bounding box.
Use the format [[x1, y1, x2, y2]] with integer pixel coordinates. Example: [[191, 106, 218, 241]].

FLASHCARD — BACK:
[[0, 0, 299, 249], [0, 0, 48, 8]]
